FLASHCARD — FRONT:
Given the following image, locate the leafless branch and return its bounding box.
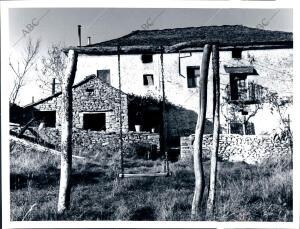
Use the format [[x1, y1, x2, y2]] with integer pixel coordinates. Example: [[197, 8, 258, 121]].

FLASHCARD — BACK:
[[9, 38, 40, 104], [35, 42, 67, 93], [245, 104, 261, 123]]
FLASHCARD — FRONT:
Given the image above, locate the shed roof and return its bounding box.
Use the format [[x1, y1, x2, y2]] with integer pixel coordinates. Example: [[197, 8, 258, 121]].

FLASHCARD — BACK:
[[63, 25, 293, 55], [23, 74, 126, 109]]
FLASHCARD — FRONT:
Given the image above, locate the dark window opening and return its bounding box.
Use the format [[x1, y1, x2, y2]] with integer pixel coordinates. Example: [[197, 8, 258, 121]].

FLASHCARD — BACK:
[[83, 113, 106, 131], [187, 66, 200, 88], [86, 88, 94, 93], [232, 49, 242, 59], [141, 54, 153, 63], [230, 122, 243, 135], [34, 111, 56, 127], [97, 70, 110, 84], [230, 121, 255, 135], [230, 74, 247, 101], [143, 74, 154, 86]]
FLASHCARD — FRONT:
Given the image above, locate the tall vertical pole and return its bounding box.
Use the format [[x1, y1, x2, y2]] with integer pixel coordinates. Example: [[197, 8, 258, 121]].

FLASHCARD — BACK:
[[207, 44, 220, 218], [77, 25, 82, 47], [191, 44, 212, 219], [58, 50, 78, 214], [52, 78, 56, 95], [118, 46, 124, 178], [160, 46, 168, 172]]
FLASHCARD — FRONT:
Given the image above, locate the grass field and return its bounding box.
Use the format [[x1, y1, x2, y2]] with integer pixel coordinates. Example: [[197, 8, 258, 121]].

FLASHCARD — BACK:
[[10, 141, 293, 221]]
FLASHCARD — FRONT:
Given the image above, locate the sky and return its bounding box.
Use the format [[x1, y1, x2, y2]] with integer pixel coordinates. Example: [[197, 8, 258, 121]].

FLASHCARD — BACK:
[[8, 8, 293, 105]]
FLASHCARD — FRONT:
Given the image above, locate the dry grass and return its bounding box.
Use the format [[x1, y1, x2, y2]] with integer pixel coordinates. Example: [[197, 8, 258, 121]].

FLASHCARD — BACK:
[[10, 140, 292, 221]]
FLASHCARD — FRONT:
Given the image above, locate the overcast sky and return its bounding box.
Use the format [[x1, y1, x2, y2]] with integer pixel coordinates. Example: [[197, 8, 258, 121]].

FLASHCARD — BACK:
[[8, 8, 293, 105]]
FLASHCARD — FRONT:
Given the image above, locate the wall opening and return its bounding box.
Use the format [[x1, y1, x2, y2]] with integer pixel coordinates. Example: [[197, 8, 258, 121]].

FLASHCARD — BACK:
[[83, 112, 106, 131], [141, 54, 153, 63], [34, 111, 56, 127], [97, 69, 111, 84], [86, 88, 94, 93], [143, 74, 154, 86], [230, 121, 255, 135], [229, 74, 247, 100], [187, 66, 200, 88], [232, 48, 242, 59]]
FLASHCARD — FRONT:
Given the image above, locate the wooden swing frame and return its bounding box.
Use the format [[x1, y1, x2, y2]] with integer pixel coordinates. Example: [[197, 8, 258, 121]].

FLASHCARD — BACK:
[[117, 45, 171, 178]]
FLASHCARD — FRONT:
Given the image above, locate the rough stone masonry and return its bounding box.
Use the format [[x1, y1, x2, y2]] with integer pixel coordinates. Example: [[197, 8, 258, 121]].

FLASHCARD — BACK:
[[180, 134, 292, 164]]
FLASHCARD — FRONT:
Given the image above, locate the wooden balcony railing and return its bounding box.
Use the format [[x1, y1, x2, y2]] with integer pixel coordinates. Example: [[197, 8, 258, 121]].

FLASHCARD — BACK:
[[225, 83, 264, 104]]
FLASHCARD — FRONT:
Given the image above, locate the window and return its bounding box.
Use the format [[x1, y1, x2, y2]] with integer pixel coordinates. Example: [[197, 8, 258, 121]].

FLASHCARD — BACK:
[[97, 70, 110, 84], [83, 113, 106, 131], [86, 88, 94, 93], [187, 66, 200, 88], [230, 121, 255, 135], [229, 74, 247, 100], [34, 111, 56, 127], [141, 54, 153, 63], [232, 49, 242, 59], [143, 74, 154, 86]]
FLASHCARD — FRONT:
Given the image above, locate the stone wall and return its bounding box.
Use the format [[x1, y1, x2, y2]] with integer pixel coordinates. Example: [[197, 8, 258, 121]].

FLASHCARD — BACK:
[[34, 75, 128, 132], [28, 127, 160, 161], [180, 134, 292, 164]]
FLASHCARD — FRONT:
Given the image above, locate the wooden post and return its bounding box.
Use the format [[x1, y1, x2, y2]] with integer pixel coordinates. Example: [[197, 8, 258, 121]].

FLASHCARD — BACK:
[[57, 50, 78, 214], [17, 118, 35, 137], [207, 44, 220, 218], [242, 115, 247, 135], [191, 44, 212, 219]]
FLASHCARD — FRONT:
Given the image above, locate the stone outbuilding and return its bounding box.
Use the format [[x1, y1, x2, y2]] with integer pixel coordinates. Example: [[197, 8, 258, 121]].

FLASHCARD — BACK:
[[24, 74, 128, 132]]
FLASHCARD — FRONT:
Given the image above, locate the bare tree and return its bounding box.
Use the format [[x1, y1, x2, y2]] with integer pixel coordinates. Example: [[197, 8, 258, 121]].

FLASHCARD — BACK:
[[57, 49, 78, 214], [36, 43, 67, 94], [241, 104, 261, 135], [191, 44, 211, 220], [221, 102, 262, 135], [9, 38, 40, 104]]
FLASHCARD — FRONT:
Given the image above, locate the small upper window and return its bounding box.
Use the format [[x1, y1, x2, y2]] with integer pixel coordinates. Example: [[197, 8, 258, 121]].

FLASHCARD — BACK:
[[187, 66, 200, 88], [141, 54, 153, 63], [232, 49, 242, 59], [97, 70, 111, 84], [86, 88, 94, 93], [143, 74, 154, 86]]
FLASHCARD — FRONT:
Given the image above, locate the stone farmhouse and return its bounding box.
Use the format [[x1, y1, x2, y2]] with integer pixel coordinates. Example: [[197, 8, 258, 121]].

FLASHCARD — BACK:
[[22, 25, 293, 163]]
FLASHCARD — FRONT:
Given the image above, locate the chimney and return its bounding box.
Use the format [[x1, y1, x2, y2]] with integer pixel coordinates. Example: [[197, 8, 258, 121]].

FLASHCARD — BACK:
[[87, 36, 91, 45], [77, 25, 82, 47], [32, 96, 34, 103], [52, 78, 56, 95]]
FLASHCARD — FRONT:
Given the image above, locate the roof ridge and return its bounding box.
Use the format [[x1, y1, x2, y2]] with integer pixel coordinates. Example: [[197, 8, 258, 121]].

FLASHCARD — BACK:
[[86, 30, 140, 47], [23, 74, 96, 108], [67, 24, 292, 53], [133, 24, 247, 32], [23, 74, 127, 109]]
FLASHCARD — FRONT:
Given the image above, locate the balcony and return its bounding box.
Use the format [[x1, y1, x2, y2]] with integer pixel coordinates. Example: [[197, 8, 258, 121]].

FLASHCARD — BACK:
[[225, 82, 264, 105]]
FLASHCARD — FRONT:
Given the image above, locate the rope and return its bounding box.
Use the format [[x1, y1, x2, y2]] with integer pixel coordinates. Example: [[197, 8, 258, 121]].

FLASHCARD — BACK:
[[118, 45, 124, 178], [160, 46, 169, 175]]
